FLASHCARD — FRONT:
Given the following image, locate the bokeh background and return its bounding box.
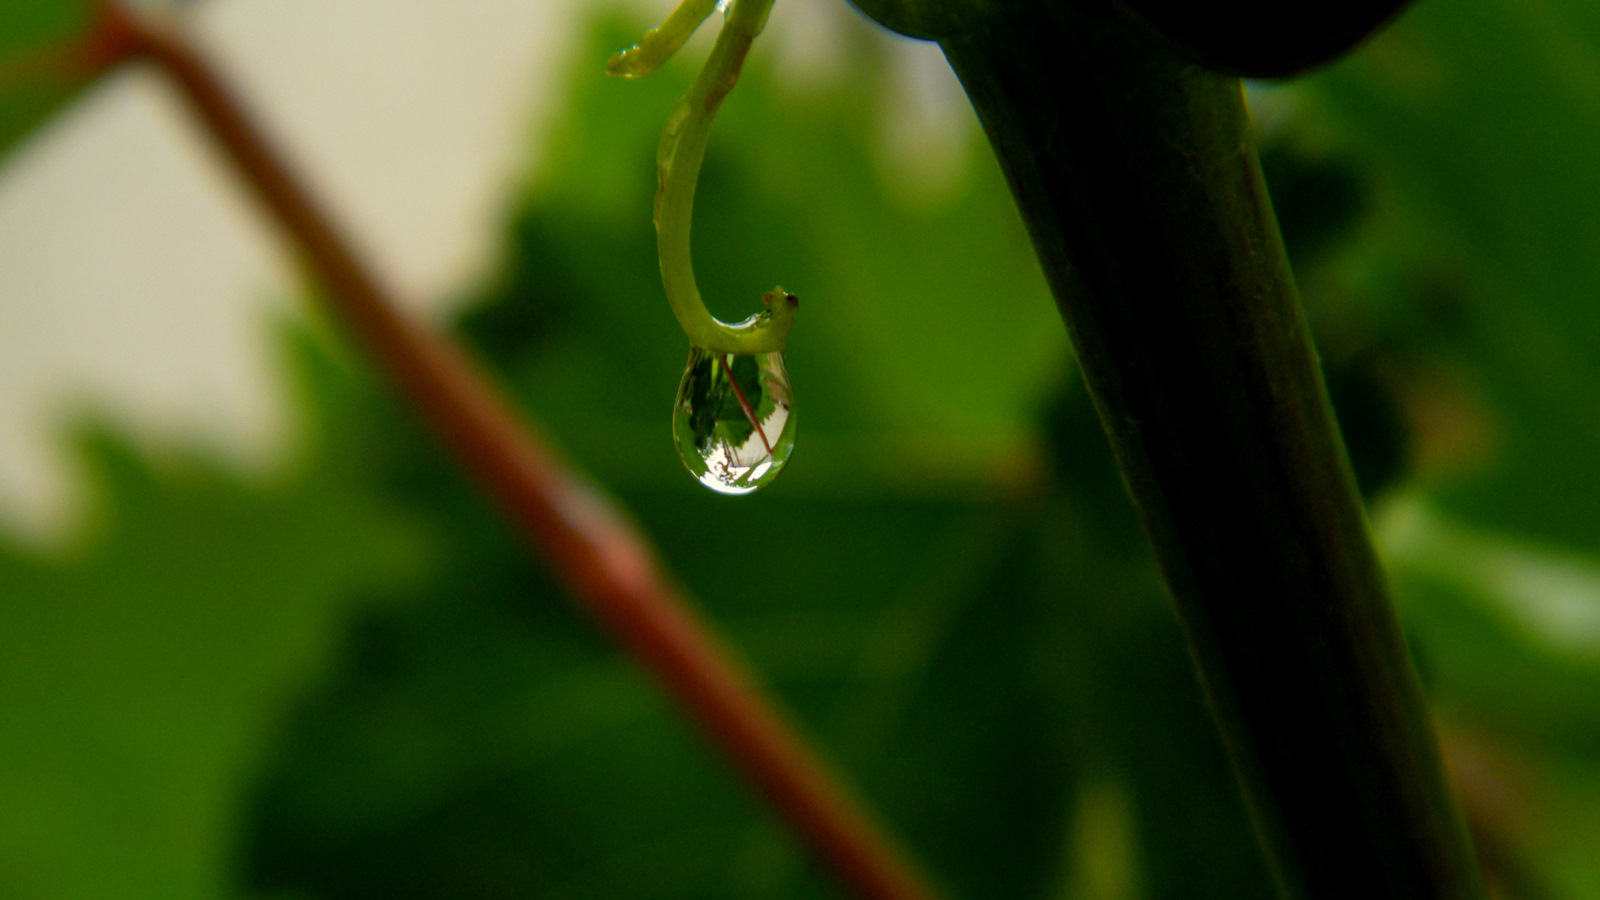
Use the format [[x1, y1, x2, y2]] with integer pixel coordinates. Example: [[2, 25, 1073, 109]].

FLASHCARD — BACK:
[[2, 0, 1599, 897]]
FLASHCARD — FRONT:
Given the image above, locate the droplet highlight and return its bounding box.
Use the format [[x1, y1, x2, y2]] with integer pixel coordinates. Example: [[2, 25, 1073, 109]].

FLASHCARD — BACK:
[[673, 347, 796, 495]]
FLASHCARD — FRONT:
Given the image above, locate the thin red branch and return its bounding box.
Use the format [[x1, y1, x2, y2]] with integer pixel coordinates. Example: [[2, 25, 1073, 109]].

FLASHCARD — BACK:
[[104, 4, 941, 899]]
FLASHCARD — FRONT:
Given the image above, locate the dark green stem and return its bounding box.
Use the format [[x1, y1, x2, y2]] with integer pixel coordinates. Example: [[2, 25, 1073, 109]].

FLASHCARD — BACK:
[[941, 6, 1485, 899]]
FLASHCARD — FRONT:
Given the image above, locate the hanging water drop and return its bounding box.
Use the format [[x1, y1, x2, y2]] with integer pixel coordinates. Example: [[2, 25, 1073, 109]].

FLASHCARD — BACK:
[[673, 347, 796, 495], [715, 0, 733, 15]]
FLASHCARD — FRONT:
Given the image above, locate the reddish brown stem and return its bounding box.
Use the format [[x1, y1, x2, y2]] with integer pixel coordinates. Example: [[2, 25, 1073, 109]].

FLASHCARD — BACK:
[[105, 5, 940, 899]]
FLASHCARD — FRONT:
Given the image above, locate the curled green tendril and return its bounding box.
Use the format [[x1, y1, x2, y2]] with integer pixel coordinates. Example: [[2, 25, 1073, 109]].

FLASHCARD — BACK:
[[609, 0, 796, 355], [606, 0, 718, 78]]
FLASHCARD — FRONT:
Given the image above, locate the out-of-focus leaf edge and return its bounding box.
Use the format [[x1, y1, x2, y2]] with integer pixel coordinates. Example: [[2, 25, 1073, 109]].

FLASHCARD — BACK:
[[0, 0, 105, 168]]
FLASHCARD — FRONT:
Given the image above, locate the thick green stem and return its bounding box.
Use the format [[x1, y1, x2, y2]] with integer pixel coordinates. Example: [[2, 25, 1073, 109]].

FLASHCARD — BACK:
[[941, 6, 1486, 899]]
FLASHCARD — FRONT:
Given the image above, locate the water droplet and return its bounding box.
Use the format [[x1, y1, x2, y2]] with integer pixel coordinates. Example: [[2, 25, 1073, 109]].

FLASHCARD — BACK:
[[715, 0, 733, 14], [673, 347, 796, 495]]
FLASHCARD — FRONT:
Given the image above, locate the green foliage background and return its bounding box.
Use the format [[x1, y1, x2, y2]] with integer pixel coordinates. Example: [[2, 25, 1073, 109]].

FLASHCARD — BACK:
[[4, 0, 1600, 897]]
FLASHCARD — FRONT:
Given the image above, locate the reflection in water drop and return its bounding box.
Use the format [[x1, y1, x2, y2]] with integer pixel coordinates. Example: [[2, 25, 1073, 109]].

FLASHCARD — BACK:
[[716, 0, 733, 14], [673, 347, 796, 494]]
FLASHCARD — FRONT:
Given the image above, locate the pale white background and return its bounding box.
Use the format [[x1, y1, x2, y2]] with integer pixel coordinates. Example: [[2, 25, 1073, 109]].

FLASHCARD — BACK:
[[0, 0, 968, 541]]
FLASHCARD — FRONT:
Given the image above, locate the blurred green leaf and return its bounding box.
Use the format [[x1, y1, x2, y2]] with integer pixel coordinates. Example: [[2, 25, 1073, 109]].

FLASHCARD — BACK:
[[1306, 0, 1600, 550], [0, 334, 428, 899], [0, 0, 101, 165]]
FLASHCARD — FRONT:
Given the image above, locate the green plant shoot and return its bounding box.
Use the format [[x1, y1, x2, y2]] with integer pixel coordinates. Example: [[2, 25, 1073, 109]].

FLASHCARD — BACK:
[[609, 0, 798, 355]]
